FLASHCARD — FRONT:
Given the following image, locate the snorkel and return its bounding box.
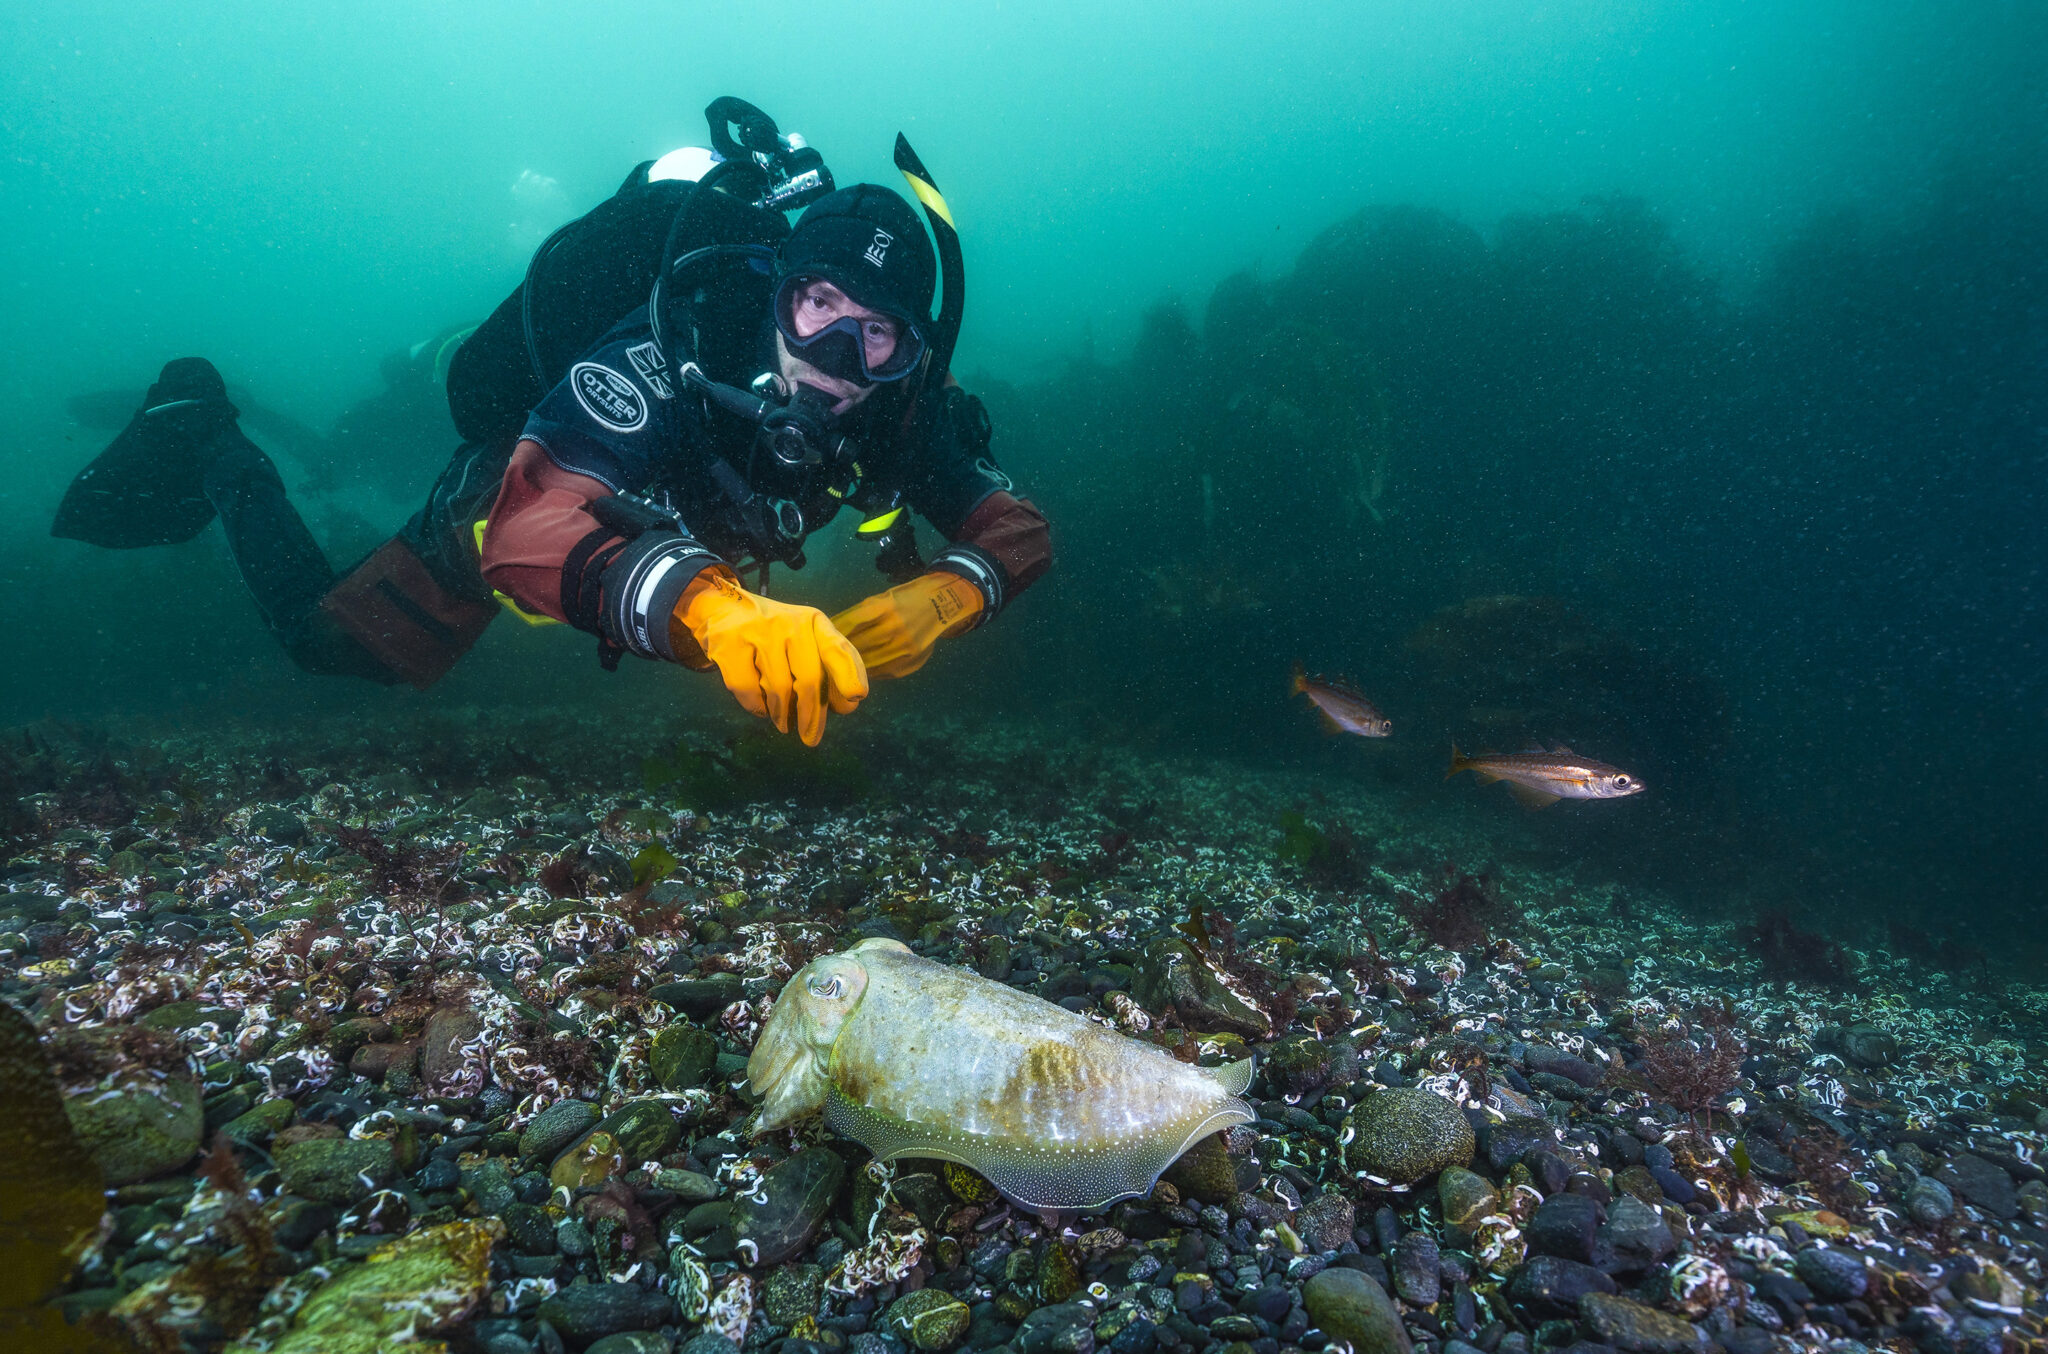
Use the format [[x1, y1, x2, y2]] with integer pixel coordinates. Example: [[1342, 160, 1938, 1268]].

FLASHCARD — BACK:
[[828, 134, 965, 579], [892, 134, 965, 399]]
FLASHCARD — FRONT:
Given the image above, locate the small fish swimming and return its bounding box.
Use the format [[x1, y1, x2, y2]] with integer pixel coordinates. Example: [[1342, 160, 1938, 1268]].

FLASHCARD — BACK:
[[1291, 662, 1391, 737], [748, 938, 1253, 1211], [1446, 744, 1644, 808]]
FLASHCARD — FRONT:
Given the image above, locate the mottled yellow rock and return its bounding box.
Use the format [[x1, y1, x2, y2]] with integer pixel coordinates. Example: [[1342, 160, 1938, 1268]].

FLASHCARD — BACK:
[[1438, 1166, 1501, 1235], [549, 1128, 624, 1190], [1777, 1208, 1856, 1240], [248, 1220, 496, 1354], [0, 1002, 106, 1354], [941, 1161, 999, 1204]]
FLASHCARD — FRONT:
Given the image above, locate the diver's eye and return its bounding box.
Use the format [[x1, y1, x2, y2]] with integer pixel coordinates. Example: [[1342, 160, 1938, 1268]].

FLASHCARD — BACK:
[[807, 974, 844, 999]]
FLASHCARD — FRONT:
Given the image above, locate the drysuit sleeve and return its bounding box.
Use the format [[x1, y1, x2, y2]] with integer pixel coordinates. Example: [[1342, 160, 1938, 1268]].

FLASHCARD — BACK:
[[480, 440, 725, 662], [901, 384, 1052, 617], [483, 305, 732, 661], [953, 490, 1051, 598], [516, 305, 683, 494], [478, 440, 616, 625]]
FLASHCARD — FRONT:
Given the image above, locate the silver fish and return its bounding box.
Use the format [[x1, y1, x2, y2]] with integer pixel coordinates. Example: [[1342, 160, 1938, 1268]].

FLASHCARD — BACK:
[[748, 938, 1254, 1210], [1446, 743, 1644, 808], [1292, 663, 1391, 738]]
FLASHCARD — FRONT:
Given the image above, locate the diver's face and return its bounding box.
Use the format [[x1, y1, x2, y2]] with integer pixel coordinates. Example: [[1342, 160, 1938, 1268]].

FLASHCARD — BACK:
[[775, 279, 901, 414]]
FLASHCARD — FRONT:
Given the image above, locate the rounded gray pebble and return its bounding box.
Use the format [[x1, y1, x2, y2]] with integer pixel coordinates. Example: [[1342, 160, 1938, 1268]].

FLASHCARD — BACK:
[[519, 1099, 601, 1161], [1794, 1245, 1869, 1301], [556, 1217, 594, 1257]]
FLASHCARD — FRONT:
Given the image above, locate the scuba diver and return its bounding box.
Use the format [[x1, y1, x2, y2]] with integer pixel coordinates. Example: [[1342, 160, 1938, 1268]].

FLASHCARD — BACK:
[[51, 99, 1051, 745], [325, 324, 474, 492]]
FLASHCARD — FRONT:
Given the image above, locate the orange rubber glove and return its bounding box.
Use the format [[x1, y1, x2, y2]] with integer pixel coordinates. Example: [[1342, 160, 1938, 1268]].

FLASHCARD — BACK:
[[669, 570, 868, 746], [829, 571, 985, 680]]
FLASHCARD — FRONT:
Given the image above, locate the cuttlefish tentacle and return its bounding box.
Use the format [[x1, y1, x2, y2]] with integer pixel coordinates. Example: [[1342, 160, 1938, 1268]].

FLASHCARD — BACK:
[[749, 952, 869, 1134], [747, 937, 1255, 1210]]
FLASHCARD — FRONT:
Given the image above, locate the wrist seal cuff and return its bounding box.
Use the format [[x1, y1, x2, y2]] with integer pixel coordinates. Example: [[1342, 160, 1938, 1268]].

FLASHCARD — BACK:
[[598, 533, 724, 660], [930, 544, 1007, 627]]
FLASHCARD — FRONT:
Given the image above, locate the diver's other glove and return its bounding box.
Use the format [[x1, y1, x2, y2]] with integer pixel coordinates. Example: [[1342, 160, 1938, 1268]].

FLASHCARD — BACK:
[[669, 569, 868, 745], [829, 570, 986, 680]]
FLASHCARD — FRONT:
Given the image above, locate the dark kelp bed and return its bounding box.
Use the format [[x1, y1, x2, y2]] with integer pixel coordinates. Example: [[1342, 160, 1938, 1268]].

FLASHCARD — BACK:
[[2, 710, 2044, 1353]]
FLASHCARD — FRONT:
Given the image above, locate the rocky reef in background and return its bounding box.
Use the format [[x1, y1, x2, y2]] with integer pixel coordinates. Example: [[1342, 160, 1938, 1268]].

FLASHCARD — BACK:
[[964, 175, 2048, 964]]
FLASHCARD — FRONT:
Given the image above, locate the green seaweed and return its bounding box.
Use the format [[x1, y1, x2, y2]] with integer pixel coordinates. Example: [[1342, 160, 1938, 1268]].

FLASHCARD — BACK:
[[1276, 811, 1323, 864], [1175, 902, 1218, 953], [1275, 810, 1360, 885], [642, 727, 867, 811], [629, 842, 679, 890]]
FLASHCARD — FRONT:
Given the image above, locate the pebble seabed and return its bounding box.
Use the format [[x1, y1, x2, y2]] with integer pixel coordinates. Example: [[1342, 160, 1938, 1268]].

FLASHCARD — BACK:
[[4, 711, 2045, 1354]]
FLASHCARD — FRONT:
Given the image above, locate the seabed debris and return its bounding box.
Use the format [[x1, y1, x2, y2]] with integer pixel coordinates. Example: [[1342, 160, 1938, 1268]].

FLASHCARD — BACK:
[[2, 711, 2043, 1353]]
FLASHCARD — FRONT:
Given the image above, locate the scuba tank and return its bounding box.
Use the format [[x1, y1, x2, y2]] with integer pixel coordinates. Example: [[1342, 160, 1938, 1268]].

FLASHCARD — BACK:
[[444, 98, 832, 449]]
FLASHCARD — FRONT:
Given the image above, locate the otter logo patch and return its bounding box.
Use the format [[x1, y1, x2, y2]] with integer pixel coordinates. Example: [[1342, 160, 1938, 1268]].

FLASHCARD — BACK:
[[571, 362, 647, 432]]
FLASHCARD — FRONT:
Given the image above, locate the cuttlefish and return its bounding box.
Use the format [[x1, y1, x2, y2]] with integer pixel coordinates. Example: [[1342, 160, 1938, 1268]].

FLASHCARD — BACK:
[[748, 938, 1254, 1211]]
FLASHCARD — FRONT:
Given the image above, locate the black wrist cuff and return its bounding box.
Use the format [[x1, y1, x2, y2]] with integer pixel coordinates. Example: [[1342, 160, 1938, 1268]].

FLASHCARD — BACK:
[[930, 544, 1007, 627], [562, 529, 631, 636], [596, 532, 724, 660]]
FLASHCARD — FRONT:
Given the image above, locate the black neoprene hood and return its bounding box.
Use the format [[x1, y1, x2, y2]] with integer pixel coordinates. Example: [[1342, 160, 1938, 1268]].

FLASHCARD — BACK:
[[778, 184, 936, 327]]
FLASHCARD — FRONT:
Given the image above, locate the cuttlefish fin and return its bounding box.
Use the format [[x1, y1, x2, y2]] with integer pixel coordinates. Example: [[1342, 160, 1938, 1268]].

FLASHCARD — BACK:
[[823, 1087, 1252, 1212], [1210, 1056, 1255, 1098], [1505, 781, 1561, 810]]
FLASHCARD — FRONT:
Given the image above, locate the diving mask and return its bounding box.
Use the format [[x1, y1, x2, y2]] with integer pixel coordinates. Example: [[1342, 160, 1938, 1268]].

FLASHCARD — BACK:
[[773, 273, 927, 386]]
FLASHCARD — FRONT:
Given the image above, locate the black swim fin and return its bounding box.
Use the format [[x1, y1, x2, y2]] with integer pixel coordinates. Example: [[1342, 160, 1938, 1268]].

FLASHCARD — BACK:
[[51, 358, 242, 548]]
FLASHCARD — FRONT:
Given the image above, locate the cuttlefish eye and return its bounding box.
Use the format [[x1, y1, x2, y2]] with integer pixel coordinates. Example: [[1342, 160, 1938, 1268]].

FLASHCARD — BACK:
[[807, 973, 846, 999]]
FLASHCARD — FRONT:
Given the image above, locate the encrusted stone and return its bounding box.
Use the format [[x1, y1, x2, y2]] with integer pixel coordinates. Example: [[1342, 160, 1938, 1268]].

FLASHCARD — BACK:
[[1341, 1087, 1475, 1184]]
